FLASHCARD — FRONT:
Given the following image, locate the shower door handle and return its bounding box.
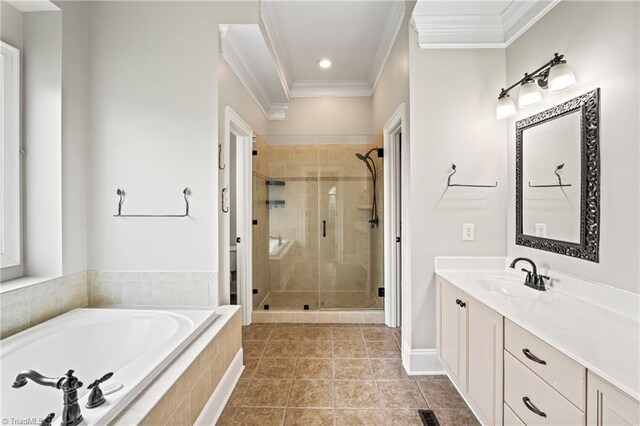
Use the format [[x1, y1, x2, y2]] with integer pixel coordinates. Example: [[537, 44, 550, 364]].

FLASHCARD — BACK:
[[322, 220, 326, 237]]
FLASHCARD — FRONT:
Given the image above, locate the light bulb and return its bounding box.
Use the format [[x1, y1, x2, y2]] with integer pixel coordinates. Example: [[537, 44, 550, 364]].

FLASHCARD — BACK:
[[518, 80, 542, 108], [317, 58, 332, 69], [496, 95, 517, 119], [548, 62, 577, 92]]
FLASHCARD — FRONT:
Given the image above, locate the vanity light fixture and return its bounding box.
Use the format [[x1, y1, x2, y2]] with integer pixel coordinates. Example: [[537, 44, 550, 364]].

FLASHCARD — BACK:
[[317, 58, 332, 69], [496, 53, 577, 119]]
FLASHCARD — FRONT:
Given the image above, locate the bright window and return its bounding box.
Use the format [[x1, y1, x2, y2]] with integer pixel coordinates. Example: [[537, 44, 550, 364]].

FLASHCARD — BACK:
[[0, 41, 22, 280]]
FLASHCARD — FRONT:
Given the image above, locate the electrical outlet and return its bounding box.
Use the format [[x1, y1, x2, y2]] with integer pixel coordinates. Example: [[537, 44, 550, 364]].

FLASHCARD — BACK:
[[535, 223, 547, 237], [463, 223, 475, 241]]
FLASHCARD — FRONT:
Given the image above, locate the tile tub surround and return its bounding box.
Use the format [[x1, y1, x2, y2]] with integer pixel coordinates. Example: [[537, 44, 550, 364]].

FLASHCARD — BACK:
[[435, 256, 640, 401], [113, 305, 242, 425], [0, 271, 88, 338], [219, 323, 479, 425], [87, 271, 218, 308]]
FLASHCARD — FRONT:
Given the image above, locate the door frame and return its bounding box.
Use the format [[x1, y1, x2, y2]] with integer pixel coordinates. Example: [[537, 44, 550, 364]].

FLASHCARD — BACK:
[[383, 103, 407, 328], [223, 106, 253, 325]]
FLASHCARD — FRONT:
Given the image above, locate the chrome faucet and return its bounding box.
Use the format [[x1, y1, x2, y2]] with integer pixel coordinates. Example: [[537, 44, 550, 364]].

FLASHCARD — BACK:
[[12, 369, 84, 426], [509, 257, 550, 291]]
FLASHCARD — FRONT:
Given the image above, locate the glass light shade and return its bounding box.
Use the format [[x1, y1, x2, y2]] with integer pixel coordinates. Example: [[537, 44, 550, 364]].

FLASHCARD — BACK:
[[518, 80, 542, 107], [548, 62, 577, 92], [496, 96, 517, 119]]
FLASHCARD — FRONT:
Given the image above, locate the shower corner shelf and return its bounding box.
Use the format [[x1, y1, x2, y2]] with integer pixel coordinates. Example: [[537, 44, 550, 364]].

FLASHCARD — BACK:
[[266, 180, 286, 186]]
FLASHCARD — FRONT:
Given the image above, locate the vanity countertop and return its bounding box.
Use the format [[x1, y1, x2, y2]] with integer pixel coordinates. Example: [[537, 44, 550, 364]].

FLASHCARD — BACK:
[[435, 257, 640, 402]]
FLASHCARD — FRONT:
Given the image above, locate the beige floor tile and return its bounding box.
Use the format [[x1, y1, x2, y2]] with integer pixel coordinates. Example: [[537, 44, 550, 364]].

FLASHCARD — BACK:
[[334, 380, 382, 408], [283, 408, 334, 426], [377, 381, 427, 409], [243, 341, 267, 358], [384, 409, 424, 426], [241, 358, 259, 379], [334, 358, 374, 380], [233, 407, 286, 425], [370, 358, 410, 380], [365, 341, 400, 358], [301, 328, 332, 341], [288, 380, 333, 408], [432, 408, 481, 426], [263, 340, 301, 358], [227, 379, 250, 407], [361, 327, 396, 342], [242, 327, 273, 341], [335, 409, 386, 426], [254, 357, 296, 379], [272, 327, 305, 341], [242, 379, 291, 407], [332, 327, 364, 341], [418, 380, 468, 409], [294, 358, 334, 379], [333, 341, 368, 358], [298, 341, 333, 358], [216, 405, 237, 425]]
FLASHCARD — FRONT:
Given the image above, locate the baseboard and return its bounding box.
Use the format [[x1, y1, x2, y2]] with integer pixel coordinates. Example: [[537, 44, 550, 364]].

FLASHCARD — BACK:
[[402, 343, 444, 375], [194, 348, 244, 425]]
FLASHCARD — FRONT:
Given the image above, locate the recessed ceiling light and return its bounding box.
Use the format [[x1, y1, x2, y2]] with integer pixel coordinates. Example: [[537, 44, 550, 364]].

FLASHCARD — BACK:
[[318, 58, 332, 69]]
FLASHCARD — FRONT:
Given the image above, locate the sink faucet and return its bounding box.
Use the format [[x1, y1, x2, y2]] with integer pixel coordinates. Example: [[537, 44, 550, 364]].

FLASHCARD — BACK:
[[13, 369, 84, 426], [509, 257, 550, 291]]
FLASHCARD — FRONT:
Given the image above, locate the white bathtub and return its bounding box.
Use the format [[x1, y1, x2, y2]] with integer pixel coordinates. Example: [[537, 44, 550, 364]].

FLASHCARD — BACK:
[[0, 308, 216, 425]]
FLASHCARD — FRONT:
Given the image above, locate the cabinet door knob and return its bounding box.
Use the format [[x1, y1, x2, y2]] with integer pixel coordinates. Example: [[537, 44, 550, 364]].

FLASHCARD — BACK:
[[455, 299, 461, 305], [459, 301, 466, 308], [522, 397, 547, 417], [522, 348, 547, 365]]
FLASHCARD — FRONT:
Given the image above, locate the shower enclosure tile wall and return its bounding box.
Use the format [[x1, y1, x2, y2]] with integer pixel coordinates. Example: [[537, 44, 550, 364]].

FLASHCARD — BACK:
[[252, 135, 383, 311]]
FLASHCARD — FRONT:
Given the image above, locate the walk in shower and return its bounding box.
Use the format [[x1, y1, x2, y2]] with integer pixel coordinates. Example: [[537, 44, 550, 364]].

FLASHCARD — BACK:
[[251, 135, 384, 311]]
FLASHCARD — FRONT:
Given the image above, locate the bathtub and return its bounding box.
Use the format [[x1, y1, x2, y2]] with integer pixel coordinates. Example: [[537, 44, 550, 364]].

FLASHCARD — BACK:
[[0, 308, 216, 425]]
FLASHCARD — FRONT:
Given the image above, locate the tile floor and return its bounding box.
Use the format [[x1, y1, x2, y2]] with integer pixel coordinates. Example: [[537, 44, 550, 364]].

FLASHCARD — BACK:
[[218, 323, 479, 425]]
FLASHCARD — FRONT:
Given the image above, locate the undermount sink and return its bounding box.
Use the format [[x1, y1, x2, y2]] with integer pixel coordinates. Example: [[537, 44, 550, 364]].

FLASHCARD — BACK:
[[471, 276, 542, 299]]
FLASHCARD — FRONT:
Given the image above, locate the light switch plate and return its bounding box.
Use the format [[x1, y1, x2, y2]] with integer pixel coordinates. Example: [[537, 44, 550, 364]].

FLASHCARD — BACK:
[[463, 223, 475, 241]]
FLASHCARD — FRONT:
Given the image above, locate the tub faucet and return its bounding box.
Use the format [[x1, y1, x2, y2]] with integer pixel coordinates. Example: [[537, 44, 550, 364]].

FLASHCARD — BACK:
[[509, 257, 550, 291], [12, 369, 84, 426]]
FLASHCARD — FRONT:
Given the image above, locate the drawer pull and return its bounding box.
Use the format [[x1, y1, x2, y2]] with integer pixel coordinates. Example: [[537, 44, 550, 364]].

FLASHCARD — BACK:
[[523, 396, 547, 417], [523, 348, 547, 365]]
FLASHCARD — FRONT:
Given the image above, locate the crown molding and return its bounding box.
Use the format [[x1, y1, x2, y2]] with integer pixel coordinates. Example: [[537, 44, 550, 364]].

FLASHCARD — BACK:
[[290, 80, 372, 98], [260, 2, 294, 96], [220, 25, 288, 121], [413, 0, 560, 49], [368, 0, 406, 90]]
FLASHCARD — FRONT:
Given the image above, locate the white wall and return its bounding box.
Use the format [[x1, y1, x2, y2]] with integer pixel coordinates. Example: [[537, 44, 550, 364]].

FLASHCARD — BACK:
[[408, 36, 508, 352], [58, 1, 89, 275], [86, 1, 259, 272], [372, 1, 413, 132], [266, 97, 374, 135], [23, 11, 63, 277], [506, 1, 640, 294]]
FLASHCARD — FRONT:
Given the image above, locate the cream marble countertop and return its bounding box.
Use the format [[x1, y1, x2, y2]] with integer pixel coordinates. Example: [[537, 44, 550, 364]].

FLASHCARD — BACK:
[[435, 257, 640, 402]]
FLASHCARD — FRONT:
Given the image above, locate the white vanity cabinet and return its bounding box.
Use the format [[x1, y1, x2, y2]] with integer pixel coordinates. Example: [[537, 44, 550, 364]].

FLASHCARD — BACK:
[[436, 277, 504, 425], [436, 274, 640, 426], [587, 372, 640, 426]]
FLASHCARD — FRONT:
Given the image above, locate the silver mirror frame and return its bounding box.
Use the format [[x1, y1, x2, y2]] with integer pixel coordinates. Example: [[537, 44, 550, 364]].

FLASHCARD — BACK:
[[516, 88, 601, 262]]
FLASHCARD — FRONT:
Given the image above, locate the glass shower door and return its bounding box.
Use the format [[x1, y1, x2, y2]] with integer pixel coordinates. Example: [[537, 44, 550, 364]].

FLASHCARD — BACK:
[[318, 136, 382, 310]]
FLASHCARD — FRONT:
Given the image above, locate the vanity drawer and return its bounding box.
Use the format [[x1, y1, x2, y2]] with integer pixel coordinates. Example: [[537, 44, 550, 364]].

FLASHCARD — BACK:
[[505, 319, 586, 410], [504, 403, 526, 425], [505, 351, 585, 425]]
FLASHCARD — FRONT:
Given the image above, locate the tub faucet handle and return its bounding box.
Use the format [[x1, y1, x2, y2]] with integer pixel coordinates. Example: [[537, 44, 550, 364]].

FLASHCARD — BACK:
[[41, 413, 55, 426], [86, 372, 113, 409]]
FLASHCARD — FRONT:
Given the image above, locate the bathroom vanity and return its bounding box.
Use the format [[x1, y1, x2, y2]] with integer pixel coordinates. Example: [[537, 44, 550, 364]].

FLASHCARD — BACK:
[[435, 257, 640, 426]]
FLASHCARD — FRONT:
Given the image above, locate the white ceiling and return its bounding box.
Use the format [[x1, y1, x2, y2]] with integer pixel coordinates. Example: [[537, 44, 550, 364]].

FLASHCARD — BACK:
[[261, 0, 406, 97], [412, 0, 560, 48]]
